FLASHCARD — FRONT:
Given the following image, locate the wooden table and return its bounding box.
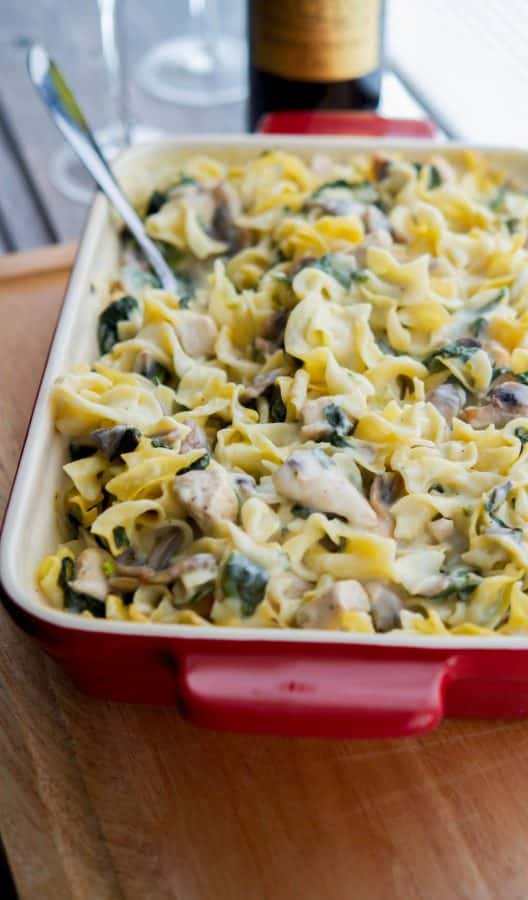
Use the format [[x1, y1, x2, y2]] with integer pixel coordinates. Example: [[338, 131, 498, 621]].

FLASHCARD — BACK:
[[2, 6, 523, 898]]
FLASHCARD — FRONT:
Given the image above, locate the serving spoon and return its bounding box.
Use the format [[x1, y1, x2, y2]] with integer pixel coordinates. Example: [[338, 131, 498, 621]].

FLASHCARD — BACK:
[[27, 43, 177, 294]]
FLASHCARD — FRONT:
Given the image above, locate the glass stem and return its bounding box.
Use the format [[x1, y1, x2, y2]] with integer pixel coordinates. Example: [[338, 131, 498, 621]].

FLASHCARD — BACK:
[[190, 0, 218, 66], [97, 0, 131, 148]]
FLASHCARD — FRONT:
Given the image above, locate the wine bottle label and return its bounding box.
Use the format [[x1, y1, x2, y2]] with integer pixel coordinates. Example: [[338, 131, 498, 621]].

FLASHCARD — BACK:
[[252, 0, 382, 82]]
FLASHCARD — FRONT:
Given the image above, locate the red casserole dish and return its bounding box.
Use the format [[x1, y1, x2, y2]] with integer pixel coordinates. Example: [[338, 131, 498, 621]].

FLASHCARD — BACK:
[[3, 121, 528, 740]]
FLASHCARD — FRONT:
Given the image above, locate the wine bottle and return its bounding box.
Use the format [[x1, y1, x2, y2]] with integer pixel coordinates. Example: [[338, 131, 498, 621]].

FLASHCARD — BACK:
[[248, 0, 385, 131]]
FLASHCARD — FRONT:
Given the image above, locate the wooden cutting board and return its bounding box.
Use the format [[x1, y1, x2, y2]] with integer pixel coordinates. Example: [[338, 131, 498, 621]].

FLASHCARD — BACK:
[[0, 244, 527, 900]]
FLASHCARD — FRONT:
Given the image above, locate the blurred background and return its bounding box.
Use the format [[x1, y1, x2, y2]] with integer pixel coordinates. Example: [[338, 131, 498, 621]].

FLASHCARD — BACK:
[[1, 0, 527, 251]]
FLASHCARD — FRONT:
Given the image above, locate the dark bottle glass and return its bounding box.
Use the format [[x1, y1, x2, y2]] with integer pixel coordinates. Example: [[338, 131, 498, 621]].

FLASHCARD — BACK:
[[248, 0, 385, 131]]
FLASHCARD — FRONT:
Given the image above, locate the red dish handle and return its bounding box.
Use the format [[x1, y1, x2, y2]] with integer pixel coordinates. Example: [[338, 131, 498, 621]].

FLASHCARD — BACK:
[[177, 646, 456, 739], [257, 110, 437, 138]]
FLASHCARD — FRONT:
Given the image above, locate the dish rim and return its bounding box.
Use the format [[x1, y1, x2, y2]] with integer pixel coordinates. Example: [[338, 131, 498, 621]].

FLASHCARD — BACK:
[[2, 133, 528, 651]]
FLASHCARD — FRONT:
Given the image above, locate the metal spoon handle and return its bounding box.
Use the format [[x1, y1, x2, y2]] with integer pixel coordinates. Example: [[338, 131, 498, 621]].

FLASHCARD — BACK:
[[27, 43, 176, 293]]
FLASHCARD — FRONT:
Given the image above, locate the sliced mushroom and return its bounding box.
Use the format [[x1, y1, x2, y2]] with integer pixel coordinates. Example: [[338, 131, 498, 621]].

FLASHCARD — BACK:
[[364, 582, 402, 632], [91, 425, 141, 458], [427, 382, 467, 424], [232, 473, 257, 500], [254, 310, 289, 355], [211, 182, 242, 251], [148, 526, 187, 570], [113, 552, 217, 587], [107, 575, 140, 593], [369, 473, 402, 537], [180, 419, 208, 453], [296, 580, 370, 629], [174, 465, 239, 532], [372, 156, 391, 182], [69, 548, 109, 601], [174, 312, 217, 357], [243, 368, 283, 401], [463, 381, 528, 428], [272, 450, 377, 527]]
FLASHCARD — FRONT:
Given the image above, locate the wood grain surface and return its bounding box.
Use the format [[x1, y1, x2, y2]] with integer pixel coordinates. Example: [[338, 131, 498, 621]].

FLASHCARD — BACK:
[[1, 248, 528, 900]]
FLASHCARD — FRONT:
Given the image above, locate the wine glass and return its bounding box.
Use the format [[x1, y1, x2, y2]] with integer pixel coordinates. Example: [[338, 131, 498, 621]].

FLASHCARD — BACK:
[[137, 0, 247, 106], [51, 0, 164, 205]]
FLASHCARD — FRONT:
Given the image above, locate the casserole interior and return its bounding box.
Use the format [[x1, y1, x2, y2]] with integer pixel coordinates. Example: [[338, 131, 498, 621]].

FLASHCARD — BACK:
[[4, 135, 528, 649]]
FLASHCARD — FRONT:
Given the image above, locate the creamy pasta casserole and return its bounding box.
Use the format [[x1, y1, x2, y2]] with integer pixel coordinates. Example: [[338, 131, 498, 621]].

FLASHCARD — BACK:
[[37, 149, 528, 635]]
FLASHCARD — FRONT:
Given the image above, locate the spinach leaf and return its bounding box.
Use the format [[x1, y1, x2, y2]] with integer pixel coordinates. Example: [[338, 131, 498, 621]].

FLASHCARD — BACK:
[[291, 504, 345, 522], [98, 295, 140, 354], [516, 372, 528, 385], [485, 481, 512, 514], [434, 569, 481, 599], [150, 438, 172, 449], [324, 402, 352, 447], [424, 340, 480, 372], [113, 526, 130, 549], [146, 189, 168, 216], [58, 557, 106, 618], [221, 551, 269, 617], [69, 441, 96, 462], [489, 185, 507, 211], [177, 452, 210, 475], [312, 254, 368, 289], [515, 427, 528, 445], [268, 385, 287, 422], [139, 358, 171, 385], [312, 179, 379, 205], [484, 481, 520, 533], [413, 162, 442, 190], [428, 165, 442, 189], [471, 317, 487, 337], [123, 269, 161, 291], [480, 287, 507, 312], [506, 217, 520, 234]]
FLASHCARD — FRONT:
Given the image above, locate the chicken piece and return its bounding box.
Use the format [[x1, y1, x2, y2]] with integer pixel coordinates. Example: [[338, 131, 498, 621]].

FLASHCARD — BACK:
[[174, 312, 217, 357], [180, 419, 208, 453], [427, 382, 466, 424], [296, 580, 370, 629], [69, 548, 109, 601], [364, 582, 402, 632], [174, 465, 238, 532], [463, 381, 528, 429], [272, 450, 377, 527], [369, 473, 402, 537]]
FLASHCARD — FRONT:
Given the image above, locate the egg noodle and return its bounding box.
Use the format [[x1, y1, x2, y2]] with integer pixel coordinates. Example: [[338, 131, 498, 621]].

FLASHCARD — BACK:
[[37, 149, 528, 635]]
